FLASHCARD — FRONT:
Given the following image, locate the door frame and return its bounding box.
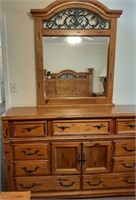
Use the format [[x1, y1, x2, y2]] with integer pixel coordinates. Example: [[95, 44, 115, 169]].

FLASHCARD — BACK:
[[0, 13, 11, 110]]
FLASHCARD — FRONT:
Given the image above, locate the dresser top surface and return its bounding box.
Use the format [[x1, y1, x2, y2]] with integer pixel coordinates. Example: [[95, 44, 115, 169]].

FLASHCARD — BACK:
[[1, 105, 136, 120]]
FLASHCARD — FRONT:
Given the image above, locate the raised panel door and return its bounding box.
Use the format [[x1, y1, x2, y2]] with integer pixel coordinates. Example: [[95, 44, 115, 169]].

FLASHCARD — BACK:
[[82, 141, 113, 174], [52, 142, 81, 175]]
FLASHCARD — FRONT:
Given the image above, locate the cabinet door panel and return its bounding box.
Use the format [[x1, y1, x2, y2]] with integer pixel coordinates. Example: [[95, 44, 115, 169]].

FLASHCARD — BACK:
[[82, 141, 113, 174], [52, 142, 81, 175]]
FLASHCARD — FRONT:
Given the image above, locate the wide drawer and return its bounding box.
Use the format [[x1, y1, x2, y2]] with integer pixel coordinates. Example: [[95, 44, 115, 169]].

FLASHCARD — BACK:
[[82, 173, 135, 190], [114, 140, 136, 156], [116, 119, 136, 134], [13, 143, 49, 160], [113, 157, 135, 172], [12, 121, 47, 137], [14, 161, 50, 176], [15, 176, 80, 191], [53, 120, 111, 135]]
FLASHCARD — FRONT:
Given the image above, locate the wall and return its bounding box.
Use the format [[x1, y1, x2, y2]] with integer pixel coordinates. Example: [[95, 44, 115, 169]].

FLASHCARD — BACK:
[[1, 0, 136, 107]]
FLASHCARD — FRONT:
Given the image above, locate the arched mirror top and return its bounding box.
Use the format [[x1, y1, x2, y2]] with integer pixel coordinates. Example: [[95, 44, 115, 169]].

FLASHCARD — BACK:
[[30, 0, 122, 106]]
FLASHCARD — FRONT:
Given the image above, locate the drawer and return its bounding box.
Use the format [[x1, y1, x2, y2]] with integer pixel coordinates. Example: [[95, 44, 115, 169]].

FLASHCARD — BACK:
[[14, 161, 50, 176], [116, 119, 136, 134], [82, 173, 135, 190], [15, 176, 80, 191], [13, 143, 49, 160], [12, 121, 47, 137], [114, 140, 136, 156], [113, 157, 135, 172], [53, 120, 111, 135]]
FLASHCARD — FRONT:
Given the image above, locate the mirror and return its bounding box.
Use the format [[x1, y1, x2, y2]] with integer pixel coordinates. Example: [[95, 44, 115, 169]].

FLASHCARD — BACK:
[[42, 36, 109, 98], [30, 0, 122, 106]]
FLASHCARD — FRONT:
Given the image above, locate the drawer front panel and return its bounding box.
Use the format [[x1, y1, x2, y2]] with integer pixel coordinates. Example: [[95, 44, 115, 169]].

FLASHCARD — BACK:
[[14, 161, 50, 176], [114, 140, 136, 156], [13, 121, 47, 137], [13, 144, 49, 160], [113, 157, 135, 172], [53, 120, 111, 135], [116, 119, 136, 134], [15, 176, 80, 191], [82, 173, 135, 190]]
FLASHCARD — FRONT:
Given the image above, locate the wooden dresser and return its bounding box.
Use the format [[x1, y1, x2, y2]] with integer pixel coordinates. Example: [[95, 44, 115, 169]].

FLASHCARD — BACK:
[[1, 105, 135, 198]]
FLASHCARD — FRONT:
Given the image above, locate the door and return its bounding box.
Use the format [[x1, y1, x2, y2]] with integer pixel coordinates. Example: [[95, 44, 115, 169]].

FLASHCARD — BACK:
[[52, 142, 81, 174], [82, 141, 113, 174]]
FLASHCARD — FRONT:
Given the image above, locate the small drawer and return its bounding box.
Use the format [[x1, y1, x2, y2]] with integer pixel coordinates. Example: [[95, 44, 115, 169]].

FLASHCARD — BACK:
[[113, 157, 135, 172], [12, 121, 47, 137], [53, 120, 111, 135], [116, 119, 136, 134], [14, 161, 50, 176], [114, 140, 136, 156], [13, 143, 49, 160], [15, 176, 80, 191], [82, 173, 135, 190]]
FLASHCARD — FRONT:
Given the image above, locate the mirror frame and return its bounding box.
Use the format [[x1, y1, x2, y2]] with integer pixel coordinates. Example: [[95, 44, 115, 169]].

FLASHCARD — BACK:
[[30, 0, 122, 107]]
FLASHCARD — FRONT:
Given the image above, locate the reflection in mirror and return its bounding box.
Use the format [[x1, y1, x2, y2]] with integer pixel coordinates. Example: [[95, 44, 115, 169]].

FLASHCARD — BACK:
[[42, 36, 109, 98]]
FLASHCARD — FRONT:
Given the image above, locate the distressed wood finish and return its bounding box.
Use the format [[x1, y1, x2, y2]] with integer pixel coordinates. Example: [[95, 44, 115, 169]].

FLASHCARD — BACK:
[[1, 105, 135, 198]]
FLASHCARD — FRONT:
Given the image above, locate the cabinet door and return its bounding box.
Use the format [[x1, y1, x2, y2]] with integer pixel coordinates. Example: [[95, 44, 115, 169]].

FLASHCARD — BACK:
[[82, 141, 113, 174], [52, 142, 81, 175]]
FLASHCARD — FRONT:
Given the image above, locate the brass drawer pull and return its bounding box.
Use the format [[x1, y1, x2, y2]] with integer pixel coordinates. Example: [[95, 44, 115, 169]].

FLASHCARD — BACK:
[[121, 163, 135, 168], [56, 126, 70, 131], [19, 183, 41, 189], [22, 150, 40, 156], [126, 124, 136, 129], [86, 180, 102, 187], [23, 126, 40, 132], [58, 181, 75, 187], [123, 146, 135, 152], [122, 179, 135, 185], [93, 124, 105, 129], [22, 166, 40, 173]]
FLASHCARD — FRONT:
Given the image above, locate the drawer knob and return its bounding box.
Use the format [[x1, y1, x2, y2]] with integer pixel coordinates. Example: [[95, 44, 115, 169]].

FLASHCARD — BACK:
[[22, 150, 40, 156], [22, 166, 40, 173], [123, 146, 135, 152], [19, 183, 41, 189], [56, 126, 70, 131], [126, 124, 136, 129], [121, 162, 135, 168], [93, 124, 105, 129], [86, 180, 102, 187]]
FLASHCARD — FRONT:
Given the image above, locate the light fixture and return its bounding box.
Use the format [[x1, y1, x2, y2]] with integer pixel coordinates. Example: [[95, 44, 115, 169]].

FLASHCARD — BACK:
[[67, 36, 82, 45]]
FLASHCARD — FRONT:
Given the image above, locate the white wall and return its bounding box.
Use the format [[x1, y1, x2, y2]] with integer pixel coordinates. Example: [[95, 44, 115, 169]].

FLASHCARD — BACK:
[[1, 0, 136, 106]]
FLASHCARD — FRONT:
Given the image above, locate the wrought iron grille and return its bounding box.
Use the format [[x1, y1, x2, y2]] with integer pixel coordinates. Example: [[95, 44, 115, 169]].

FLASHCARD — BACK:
[[43, 8, 110, 30]]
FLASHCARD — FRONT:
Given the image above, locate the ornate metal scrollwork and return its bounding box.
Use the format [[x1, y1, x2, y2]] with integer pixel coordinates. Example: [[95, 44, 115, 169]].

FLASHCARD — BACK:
[[58, 73, 77, 79], [43, 8, 110, 30]]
